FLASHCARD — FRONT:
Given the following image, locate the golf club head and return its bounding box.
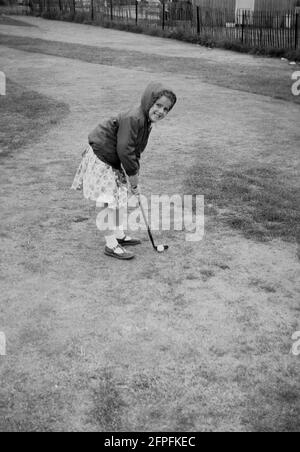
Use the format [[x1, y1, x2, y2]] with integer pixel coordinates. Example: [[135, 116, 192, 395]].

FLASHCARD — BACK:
[[155, 245, 169, 253]]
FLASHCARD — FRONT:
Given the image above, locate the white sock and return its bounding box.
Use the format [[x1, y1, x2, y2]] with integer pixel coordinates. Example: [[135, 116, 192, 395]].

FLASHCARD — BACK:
[[105, 235, 119, 249], [114, 225, 126, 240]]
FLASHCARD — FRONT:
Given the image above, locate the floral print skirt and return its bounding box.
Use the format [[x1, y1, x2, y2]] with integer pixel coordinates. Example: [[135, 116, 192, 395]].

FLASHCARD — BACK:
[[71, 146, 129, 209]]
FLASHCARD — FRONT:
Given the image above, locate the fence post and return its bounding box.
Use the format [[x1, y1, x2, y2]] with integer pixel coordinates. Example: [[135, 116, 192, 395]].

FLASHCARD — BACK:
[[295, 12, 299, 49], [136, 0, 138, 25], [162, 0, 165, 30], [196, 6, 200, 34], [259, 11, 263, 47], [241, 11, 245, 43], [91, 0, 94, 21], [110, 0, 113, 21]]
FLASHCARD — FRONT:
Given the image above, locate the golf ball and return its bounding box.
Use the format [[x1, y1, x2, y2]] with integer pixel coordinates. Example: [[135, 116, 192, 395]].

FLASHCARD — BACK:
[[157, 245, 164, 253]]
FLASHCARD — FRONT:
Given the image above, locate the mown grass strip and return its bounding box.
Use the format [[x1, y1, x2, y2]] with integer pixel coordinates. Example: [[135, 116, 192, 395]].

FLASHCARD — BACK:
[[185, 164, 300, 242], [0, 78, 69, 158]]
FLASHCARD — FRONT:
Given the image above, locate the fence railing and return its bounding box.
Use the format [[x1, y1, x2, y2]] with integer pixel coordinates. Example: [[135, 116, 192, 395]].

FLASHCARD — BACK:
[[6, 1, 300, 50]]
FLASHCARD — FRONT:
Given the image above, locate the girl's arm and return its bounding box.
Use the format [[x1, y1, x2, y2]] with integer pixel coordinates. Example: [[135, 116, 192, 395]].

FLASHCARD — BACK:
[[116, 116, 140, 177]]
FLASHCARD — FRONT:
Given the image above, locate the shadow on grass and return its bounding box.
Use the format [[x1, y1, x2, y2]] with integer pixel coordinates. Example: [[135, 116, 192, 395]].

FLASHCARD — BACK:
[[185, 165, 300, 242], [88, 369, 128, 431], [0, 15, 34, 27], [0, 78, 69, 160], [242, 379, 300, 432]]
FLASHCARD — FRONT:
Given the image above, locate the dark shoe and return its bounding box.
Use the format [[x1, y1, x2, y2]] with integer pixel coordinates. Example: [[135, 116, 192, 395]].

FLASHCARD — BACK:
[[117, 235, 142, 246], [104, 245, 135, 260]]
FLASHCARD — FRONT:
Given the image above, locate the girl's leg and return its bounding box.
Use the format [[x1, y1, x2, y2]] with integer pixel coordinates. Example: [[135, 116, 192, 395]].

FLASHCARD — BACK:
[[96, 205, 134, 259], [104, 207, 123, 249], [113, 206, 141, 246]]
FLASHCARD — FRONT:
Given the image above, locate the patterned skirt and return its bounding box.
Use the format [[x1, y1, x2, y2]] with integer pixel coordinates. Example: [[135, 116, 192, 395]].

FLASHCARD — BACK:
[[71, 146, 129, 209]]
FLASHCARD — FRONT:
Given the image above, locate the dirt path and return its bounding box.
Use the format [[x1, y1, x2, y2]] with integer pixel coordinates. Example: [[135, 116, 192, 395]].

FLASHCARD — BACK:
[[0, 17, 300, 432]]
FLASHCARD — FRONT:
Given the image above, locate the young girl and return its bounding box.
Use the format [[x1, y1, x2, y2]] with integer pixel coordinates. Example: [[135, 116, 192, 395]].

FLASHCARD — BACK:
[[71, 82, 177, 260]]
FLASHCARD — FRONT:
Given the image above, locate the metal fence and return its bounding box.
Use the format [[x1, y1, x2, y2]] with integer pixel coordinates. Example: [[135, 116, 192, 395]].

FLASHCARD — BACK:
[[10, 1, 300, 50]]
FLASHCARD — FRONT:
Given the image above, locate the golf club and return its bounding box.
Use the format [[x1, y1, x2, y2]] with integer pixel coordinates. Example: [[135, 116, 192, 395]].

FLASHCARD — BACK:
[[138, 196, 168, 253]]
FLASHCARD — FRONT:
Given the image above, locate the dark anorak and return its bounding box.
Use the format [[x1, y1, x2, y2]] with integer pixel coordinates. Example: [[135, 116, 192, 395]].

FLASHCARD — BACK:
[[88, 82, 176, 177]]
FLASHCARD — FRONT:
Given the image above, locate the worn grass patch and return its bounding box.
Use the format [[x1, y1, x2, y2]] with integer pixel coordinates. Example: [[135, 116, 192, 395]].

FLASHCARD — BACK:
[[186, 165, 300, 242], [0, 78, 69, 157]]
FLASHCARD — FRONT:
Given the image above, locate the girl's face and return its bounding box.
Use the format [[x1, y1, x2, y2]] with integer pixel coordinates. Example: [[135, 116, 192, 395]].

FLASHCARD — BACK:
[[149, 95, 173, 123]]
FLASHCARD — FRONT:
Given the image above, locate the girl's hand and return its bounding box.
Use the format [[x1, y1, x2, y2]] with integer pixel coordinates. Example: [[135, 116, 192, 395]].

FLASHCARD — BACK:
[[129, 174, 140, 195], [131, 185, 140, 196], [129, 174, 139, 187]]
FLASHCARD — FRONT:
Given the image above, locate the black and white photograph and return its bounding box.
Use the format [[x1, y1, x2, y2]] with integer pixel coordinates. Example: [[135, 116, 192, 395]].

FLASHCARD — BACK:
[[0, 0, 299, 434]]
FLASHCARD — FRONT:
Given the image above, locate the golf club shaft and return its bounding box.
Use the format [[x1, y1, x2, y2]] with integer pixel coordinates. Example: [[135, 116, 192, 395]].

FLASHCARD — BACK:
[[138, 196, 156, 249]]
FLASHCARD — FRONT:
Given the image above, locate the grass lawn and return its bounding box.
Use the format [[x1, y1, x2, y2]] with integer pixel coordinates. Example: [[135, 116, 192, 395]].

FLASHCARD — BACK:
[[0, 21, 299, 432]]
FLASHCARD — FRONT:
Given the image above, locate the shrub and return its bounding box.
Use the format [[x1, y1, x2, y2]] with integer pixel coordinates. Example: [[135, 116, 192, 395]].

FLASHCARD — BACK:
[[285, 48, 300, 62], [41, 9, 62, 21], [73, 12, 88, 23]]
